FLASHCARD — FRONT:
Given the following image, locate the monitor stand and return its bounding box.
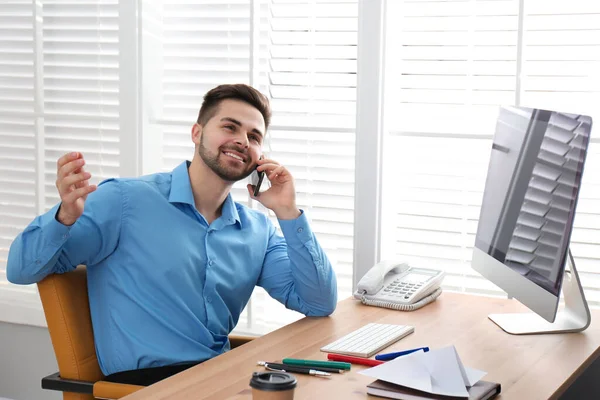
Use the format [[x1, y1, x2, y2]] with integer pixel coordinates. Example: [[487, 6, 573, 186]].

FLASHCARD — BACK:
[[489, 250, 591, 335]]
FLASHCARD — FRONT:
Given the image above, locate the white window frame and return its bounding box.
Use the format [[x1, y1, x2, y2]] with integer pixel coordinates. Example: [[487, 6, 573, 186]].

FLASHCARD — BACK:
[[353, 0, 386, 288]]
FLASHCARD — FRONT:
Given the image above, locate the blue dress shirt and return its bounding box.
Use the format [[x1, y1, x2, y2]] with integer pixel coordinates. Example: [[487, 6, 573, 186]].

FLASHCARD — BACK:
[[7, 161, 337, 375]]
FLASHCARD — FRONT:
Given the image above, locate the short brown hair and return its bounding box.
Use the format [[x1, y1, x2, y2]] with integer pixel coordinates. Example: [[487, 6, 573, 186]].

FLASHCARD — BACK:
[[197, 84, 271, 130]]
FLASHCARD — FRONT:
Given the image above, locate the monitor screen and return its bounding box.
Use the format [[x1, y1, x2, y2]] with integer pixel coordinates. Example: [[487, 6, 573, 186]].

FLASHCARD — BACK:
[[475, 106, 592, 297]]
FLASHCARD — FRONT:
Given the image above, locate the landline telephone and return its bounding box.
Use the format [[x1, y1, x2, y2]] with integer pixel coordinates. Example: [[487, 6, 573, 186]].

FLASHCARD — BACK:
[[353, 260, 446, 311]]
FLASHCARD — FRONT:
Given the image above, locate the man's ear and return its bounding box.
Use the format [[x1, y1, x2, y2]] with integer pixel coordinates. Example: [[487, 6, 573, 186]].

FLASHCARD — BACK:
[[191, 123, 202, 145]]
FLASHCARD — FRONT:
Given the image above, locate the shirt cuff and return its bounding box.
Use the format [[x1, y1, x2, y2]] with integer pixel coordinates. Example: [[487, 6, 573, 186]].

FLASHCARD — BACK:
[[278, 209, 313, 245], [39, 203, 72, 246]]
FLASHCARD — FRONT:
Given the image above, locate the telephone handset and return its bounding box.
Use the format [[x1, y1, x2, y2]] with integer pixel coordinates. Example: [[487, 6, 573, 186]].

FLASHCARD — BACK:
[[353, 260, 445, 311]]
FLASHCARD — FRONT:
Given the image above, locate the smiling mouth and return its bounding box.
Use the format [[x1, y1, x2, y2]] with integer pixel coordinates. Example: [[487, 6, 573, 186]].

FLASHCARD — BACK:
[[222, 151, 245, 164]]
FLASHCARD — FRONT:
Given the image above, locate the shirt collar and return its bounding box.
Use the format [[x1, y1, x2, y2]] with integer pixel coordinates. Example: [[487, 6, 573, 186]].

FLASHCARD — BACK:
[[220, 192, 242, 228], [169, 161, 241, 227], [169, 161, 195, 206]]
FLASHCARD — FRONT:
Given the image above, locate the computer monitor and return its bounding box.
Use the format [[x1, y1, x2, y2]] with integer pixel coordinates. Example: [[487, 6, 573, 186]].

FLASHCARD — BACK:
[[472, 105, 593, 335]]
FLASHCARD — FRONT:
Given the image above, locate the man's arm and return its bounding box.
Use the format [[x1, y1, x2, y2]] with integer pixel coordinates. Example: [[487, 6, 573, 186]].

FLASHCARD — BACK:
[[257, 212, 338, 317], [248, 156, 338, 316], [7, 180, 122, 284], [7, 152, 122, 284]]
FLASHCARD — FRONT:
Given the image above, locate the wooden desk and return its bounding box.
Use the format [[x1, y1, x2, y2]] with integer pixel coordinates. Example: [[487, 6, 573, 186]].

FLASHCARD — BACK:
[[122, 293, 600, 400]]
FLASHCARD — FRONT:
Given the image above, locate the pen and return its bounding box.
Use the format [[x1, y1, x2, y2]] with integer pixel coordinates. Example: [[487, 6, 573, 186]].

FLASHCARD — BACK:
[[282, 358, 351, 371], [375, 347, 430, 361], [326, 354, 385, 367], [280, 363, 344, 374], [257, 361, 331, 377]]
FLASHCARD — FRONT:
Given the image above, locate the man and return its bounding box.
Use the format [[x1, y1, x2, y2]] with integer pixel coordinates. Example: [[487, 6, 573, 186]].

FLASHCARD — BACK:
[[7, 84, 337, 385]]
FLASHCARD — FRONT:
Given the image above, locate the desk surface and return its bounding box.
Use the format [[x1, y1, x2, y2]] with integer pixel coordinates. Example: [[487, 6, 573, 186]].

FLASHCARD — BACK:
[[123, 293, 600, 400]]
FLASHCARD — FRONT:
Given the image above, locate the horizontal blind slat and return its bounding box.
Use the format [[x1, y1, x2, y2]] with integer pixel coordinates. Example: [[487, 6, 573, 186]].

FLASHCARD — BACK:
[[39, 1, 121, 217]]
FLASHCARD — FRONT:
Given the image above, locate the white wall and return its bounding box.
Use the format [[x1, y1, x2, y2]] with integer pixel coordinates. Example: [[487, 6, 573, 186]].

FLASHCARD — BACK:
[[0, 322, 60, 400]]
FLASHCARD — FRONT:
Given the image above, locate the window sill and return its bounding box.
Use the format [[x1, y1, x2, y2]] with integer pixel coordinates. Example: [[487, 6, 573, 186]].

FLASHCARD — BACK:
[[0, 297, 46, 327]]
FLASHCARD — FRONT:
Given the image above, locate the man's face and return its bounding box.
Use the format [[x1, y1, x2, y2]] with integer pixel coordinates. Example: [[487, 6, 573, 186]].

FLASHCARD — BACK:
[[194, 99, 265, 182]]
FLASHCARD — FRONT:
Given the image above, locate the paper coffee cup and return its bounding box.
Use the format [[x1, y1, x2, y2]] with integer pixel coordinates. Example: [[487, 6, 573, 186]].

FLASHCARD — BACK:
[[249, 371, 297, 400]]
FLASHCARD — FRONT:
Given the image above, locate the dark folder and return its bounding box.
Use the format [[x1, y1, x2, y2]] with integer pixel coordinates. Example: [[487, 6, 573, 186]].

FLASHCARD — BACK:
[[367, 379, 501, 400]]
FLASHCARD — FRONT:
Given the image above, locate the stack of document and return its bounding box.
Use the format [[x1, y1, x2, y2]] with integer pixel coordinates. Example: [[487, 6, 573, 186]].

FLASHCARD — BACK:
[[359, 346, 501, 400]]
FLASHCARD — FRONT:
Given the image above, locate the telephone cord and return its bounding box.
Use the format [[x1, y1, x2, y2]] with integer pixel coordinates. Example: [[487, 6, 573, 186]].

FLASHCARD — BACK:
[[359, 287, 443, 311]]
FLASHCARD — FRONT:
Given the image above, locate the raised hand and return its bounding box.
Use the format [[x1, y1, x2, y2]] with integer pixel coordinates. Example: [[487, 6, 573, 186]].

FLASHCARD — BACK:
[[55, 152, 97, 226]]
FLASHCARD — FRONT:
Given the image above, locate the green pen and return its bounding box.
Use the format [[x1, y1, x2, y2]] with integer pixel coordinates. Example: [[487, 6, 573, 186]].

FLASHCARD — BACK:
[[282, 358, 352, 371]]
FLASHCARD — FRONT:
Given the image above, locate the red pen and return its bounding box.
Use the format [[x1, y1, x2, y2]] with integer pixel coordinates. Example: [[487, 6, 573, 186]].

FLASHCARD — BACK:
[[327, 353, 385, 367]]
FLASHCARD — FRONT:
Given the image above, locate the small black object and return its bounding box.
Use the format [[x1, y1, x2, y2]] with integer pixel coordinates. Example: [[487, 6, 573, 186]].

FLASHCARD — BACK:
[[41, 372, 94, 394], [250, 371, 297, 392], [253, 169, 265, 197]]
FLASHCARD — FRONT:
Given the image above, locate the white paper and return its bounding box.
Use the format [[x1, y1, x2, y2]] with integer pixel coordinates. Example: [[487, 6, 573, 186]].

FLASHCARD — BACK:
[[451, 346, 487, 387], [359, 345, 487, 398]]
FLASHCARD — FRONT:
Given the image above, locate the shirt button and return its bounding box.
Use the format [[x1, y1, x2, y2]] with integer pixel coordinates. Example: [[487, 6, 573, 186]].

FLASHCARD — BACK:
[[297, 227, 303, 233], [35, 260, 41, 265], [62, 234, 68, 239], [206, 296, 212, 303], [208, 260, 214, 266]]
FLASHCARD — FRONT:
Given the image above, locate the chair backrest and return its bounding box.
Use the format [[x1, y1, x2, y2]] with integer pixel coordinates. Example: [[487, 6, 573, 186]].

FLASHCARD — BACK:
[[38, 266, 102, 400]]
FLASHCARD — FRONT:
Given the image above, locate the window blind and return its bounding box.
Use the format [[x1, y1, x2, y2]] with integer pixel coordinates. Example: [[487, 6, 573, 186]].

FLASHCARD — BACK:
[[143, 0, 357, 335], [381, 0, 600, 304], [143, 0, 257, 201], [0, 0, 121, 314], [42, 0, 121, 210], [0, 0, 38, 303], [253, 0, 357, 333]]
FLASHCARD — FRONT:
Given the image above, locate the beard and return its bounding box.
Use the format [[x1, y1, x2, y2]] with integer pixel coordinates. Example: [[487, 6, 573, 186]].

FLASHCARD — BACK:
[[198, 134, 255, 182]]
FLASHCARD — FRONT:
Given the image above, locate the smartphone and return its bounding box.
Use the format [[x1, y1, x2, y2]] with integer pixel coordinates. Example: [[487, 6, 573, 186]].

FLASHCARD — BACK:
[[251, 157, 265, 197]]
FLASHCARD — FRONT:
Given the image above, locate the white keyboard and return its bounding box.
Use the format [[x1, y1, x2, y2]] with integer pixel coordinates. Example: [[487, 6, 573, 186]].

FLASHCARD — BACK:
[[320, 323, 415, 358]]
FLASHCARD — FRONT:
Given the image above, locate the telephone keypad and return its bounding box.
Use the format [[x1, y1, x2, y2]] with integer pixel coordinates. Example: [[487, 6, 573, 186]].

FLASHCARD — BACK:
[[383, 277, 433, 300]]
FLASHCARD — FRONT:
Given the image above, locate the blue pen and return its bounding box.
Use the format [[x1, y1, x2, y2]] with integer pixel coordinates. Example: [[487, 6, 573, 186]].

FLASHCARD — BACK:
[[375, 347, 430, 361]]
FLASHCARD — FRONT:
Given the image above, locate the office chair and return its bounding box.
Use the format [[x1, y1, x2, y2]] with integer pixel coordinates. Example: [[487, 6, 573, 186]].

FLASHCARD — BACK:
[[37, 265, 255, 400]]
